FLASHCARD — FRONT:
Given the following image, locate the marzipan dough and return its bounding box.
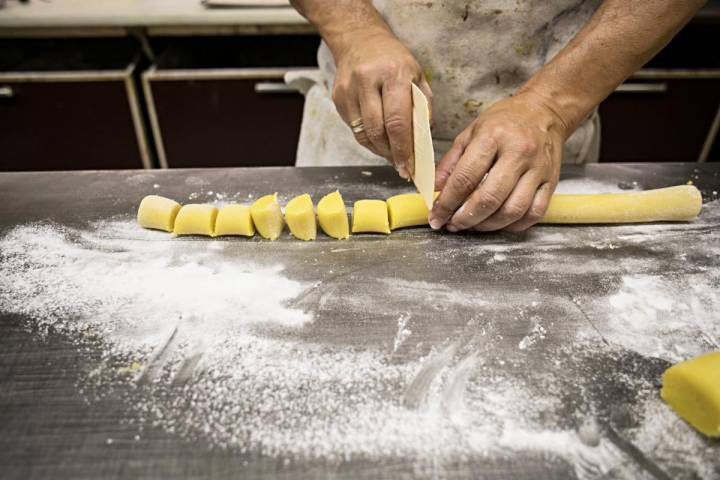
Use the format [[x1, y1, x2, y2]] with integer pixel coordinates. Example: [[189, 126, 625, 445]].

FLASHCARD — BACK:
[[387, 192, 440, 230], [285, 193, 316, 241], [541, 185, 702, 224], [174, 204, 218, 236], [250, 193, 284, 240], [661, 351, 720, 437], [215, 204, 255, 237], [317, 191, 350, 239], [137, 195, 181, 232], [352, 199, 390, 234]]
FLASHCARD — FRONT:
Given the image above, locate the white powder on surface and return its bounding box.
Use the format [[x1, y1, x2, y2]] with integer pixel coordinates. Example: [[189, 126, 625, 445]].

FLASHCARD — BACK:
[[554, 179, 639, 194], [600, 274, 720, 362], [1, 213, 718, 478]]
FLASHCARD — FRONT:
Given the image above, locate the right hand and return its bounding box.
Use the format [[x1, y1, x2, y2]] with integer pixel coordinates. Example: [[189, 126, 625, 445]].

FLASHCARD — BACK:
[[331, 29, 432, 179]]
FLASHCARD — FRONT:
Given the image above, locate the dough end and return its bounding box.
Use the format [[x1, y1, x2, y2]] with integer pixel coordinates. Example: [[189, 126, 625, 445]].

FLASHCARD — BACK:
[[661, 351, 720, 437]]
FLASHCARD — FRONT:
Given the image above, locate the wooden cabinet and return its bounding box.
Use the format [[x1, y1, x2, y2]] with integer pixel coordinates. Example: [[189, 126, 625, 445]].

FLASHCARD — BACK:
[[600, 71, 720, 163], [143, 67, 304, 168], [0, 39, 150, 171], [142, 35, 319, 168]]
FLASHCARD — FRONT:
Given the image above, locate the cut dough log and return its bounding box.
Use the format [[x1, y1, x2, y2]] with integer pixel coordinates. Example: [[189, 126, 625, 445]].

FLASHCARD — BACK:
[[250, 193, 284, 240], [215, 204, 255, 237], [541, 185, 702, 224], [137, 195, 181, 232], [387, 192, 440, 230], [317, 190, 350, 239], [352, 199, 391, 234], [661, 351, 720, 437], [285, 193, 316, 241], [174, 204, 218, 236]]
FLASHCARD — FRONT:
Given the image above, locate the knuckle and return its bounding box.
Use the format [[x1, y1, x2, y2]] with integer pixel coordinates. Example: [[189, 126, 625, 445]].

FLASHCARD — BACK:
[[517, 139, 539, 157], [526, 205, 546, 222], [475, 190, 503, 211], [384, 115, 410, 137], [353, 63, 375, 82], [449, 168, 477, 194], [500, 202, 527, 221], [382, 60, 400, 77]]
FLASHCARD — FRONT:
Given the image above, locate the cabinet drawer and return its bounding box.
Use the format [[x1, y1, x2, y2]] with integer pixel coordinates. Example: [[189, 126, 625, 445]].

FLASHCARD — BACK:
[[143, 67, 304, 168], [0, 65, 150, 171], [599, 71, 720, 163]]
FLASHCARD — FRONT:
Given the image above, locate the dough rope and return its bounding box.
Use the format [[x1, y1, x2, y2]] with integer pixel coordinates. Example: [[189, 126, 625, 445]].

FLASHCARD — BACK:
[[137, 185, 702, 240]]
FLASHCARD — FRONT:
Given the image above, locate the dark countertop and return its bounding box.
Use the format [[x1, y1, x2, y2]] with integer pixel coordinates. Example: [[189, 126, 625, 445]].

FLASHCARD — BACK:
[[0, 164, 719, 480]]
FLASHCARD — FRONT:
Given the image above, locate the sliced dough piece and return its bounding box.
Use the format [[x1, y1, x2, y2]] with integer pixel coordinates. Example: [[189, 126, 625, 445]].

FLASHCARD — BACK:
[[541, 185, 702, 224], [137, 195, 181, 232], [215, 204, 255, 237], [387, 192, 440, 230], [411, 83, 435, 209], [317, 190, 350, 239], [285, 193, 316, 241], [661, 351, 720, 437], [174, 204, 218, 236], [352, 199, 390, 234], [250, 193, 284, 240]]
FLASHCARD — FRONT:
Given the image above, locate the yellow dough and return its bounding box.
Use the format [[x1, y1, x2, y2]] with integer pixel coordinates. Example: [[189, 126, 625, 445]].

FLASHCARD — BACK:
[[250, 193, 284, 240], [661, 351, 720, 437], [174, 204, 218, 236], [352, 199, 390, 234], [285, 193, 316, 241], [137, 195, 181, 232], [214, 204, 255, 237], [541, 185, 702, 224], [387, 192, 440, 230], [317, 190, 350, 239]]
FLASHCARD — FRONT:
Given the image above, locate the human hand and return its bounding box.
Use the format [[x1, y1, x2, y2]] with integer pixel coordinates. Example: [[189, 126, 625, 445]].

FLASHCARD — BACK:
[[331, 29, 432, 179], [429, 91, 569, 233]]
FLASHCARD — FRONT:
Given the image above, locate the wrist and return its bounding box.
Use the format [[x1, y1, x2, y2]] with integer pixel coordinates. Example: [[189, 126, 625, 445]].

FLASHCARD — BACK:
[[322, 24, 392, 63], [516, 82, 590, 141]]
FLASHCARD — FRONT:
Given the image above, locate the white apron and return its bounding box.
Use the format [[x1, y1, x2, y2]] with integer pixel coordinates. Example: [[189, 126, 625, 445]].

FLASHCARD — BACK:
[[287, 0, 602, 167]]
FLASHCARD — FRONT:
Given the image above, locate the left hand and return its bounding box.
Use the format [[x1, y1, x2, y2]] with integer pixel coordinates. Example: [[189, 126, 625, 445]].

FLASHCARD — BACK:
[[429, 91, 569, 233]]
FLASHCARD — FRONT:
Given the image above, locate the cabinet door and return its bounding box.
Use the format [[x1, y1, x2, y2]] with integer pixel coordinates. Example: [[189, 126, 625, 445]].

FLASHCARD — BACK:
[[144, 68, 304, 168], [0, 69, 150, 171], [599, 72, 720, 163]]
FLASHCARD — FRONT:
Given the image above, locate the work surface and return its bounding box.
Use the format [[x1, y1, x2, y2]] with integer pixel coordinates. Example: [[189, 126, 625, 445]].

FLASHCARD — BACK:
[[0, 164, 718, 480]]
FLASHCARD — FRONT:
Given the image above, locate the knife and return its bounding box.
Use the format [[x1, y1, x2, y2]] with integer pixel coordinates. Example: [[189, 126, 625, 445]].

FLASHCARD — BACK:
[[411, 83, 435, 210]]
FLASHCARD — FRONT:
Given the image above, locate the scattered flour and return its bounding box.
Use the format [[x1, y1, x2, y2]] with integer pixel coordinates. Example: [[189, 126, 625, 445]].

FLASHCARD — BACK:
[[0, 216, 718, 478], [554, 178, 639, 194]]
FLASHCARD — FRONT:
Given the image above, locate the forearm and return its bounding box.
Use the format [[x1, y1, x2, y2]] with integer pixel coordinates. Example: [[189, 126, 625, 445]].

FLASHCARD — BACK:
[[289, 0, 392, 59], [519, 0, 705, 137]]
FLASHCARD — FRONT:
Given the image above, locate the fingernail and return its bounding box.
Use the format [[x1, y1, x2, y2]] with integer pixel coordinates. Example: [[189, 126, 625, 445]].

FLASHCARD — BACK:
[[429, 217, 442, 230], [446, 224, 458, 232]]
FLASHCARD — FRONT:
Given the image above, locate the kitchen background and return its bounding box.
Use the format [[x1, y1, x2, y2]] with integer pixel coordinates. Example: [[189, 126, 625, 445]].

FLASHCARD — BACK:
[[0, 0, 718, 171]]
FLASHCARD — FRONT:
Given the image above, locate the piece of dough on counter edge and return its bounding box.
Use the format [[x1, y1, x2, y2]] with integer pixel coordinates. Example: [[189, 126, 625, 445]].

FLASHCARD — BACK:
[[541, 185, 702, 224], [250, 193, 284, 240], [174, 204, 218, 236], [352, 199, 391, 234], [285, 193, 316, 241], [661, 351, 720, 437], [317, 190, 350, 239], [137, 195, 181, 232], [215, 204, 255, 237], [387, 192, 440, 230]]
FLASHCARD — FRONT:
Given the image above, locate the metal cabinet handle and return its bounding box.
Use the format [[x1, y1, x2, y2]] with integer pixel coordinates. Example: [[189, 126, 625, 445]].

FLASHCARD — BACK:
[[615, 83, 668, 93], [0, 85, 14, 98], [254, 82, 298, 95]]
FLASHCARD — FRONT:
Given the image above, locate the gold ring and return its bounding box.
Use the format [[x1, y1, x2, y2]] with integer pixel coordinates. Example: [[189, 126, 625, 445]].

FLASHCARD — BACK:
[[350, 118, 365, 134]]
